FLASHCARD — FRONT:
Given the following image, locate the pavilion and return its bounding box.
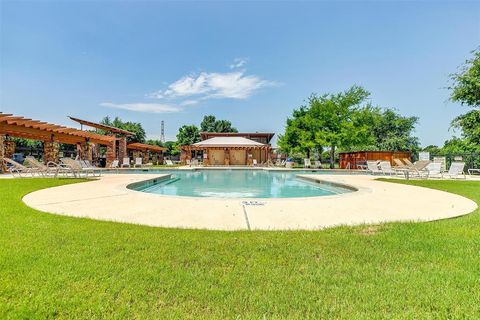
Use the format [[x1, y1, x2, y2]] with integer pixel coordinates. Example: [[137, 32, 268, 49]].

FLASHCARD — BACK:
[[181, 132, 274, 166]]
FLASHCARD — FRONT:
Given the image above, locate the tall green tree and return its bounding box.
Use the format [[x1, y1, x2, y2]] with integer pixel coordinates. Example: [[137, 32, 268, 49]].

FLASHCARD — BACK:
[[200, 115, 238, 133], [450, 50, 480, 108], [176, 125, 200, 146], [100, 116, 146, 143]]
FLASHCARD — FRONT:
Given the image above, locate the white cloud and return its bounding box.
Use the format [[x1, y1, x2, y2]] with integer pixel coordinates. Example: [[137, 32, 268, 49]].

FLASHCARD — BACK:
[[229, 57, 248, 69], [180, 99, 199, 106], [151, 70, 276, 101], [100, 102, 182, 114]]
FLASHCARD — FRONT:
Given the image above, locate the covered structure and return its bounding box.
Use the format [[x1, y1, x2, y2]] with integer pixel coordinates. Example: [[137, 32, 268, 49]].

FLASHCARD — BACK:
[[339, 150, 412, 169], [0, 113, 115, 172], [181, 134, 274, 166], [127, 143, 166, 165], [69, 116, 135, 167]]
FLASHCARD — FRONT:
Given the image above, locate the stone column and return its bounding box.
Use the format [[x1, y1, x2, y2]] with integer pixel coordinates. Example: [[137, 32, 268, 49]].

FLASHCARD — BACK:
[[44, 141, 60, 164], [76, 143, 85, 159], [203, 150, 209, 166], [152, 153, 158, 165], [4, 139, 16, 160], [0, 135, 5, 173], [106, 140, 116, 168], [143, 151, 149, 165], [118, 137, 127, 165], [158, 152, 164, 165]]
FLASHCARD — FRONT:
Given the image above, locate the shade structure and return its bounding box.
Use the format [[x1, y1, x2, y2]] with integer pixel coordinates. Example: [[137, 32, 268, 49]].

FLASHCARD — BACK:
[[127, 143, 166, 152], [0, 113, 114, 145], [69, 116, 135, 136], [192, 137, 267, 148]]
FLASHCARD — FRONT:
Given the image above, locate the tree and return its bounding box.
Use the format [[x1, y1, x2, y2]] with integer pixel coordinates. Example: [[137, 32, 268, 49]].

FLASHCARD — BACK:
[[100, 116, 146, 143], [451, 109, 480, 147], [200, 115, 238, 133], [308, 86, 372, 168], [176, 125, 200, 146], [450, 50, 480, 108], [163, 141, 180, 157]]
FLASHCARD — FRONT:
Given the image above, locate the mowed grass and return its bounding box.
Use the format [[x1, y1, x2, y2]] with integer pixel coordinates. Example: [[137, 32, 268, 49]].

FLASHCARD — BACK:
[[1, 178, 480, 319]]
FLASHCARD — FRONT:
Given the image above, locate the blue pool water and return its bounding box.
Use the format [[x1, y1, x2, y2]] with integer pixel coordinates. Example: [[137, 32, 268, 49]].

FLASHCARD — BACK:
[[129, 170, 354, 198]]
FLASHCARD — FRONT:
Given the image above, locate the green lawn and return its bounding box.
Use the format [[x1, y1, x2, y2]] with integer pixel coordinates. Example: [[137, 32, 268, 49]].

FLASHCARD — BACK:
[[1, 178, 479, 319]]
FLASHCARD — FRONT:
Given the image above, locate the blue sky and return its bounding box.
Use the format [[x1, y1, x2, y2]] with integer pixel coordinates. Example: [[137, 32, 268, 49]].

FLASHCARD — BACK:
[[1, 1, 479, 146]]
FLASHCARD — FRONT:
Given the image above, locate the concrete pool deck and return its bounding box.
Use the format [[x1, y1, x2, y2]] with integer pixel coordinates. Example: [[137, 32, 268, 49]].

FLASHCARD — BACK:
[[22, 173, 477, 231]]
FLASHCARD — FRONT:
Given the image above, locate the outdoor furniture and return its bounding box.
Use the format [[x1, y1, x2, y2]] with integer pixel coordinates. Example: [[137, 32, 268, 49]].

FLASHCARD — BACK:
[[425, 162, 442, 178], [304, 158, 311, 168], [110, 159, 119, 168], [468, 168, 480, 175], [122, 157, 130, 168], [25, 156, 74, 178], [442, 162, 466, 179], [134, 158, 143, 168], [165, 159, 174, 166], [61, 158, 97, 178], [379, 161, 396, 175], [2, 158, 42, 177], [80, 160, 102, 177], [253, 159, 258, 167], [366, 161, 382, 175], [314, 160, 322, 169]]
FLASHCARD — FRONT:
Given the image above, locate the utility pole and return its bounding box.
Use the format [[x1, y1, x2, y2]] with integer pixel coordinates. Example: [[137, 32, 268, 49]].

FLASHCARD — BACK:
[[160, 120, 165, 143]]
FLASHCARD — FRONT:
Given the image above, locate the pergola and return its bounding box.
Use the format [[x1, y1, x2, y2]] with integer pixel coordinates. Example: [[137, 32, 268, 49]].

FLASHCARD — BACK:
[[127, 143, 166, 165], [0, 113, 115, 171]]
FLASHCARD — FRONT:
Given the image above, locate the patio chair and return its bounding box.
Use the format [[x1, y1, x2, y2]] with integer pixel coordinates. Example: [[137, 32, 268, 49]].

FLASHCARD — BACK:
[[122, 157, 130, 168], [366, 161, 382, 175], [253, 159, 258, 167], [165, 159, 174, 166], [110, 159, 119, 168], [2, 157, 41, 177], [304, 158, 311, 168], [314, 160, 322, 169], [402, 160, 431, 179], [442, 162, 466, 179], [25, 156, 74, 178], [80, 160, 101, 177], [425, 162, 442, 178], [134, 157, 143, 168], [60, 158, 94, 178], [379, 161, 396, 175]]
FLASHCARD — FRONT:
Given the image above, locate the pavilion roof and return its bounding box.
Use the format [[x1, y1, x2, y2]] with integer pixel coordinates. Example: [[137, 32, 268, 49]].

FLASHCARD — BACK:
[[69, 116, 135, 136], [192, 137, 267, 148], [200, 132, 274, 143], [127, 142, 166, 152], [0, 113, 115, 145]]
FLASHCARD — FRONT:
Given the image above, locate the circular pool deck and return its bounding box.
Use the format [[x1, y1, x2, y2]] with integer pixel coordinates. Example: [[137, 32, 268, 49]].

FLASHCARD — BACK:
[[23, 173, 477, 231]]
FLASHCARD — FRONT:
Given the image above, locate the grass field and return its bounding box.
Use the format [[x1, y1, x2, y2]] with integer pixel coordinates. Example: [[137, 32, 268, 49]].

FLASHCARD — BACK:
[[1, 178, 479, 319]]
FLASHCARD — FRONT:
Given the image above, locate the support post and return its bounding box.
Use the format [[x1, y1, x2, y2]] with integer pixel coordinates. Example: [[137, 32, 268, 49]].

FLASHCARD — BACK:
[[106, 140, 116, 168], [118, 137, 127, 165], [44, 141, 60, 164], [0, 135, 5, 173]]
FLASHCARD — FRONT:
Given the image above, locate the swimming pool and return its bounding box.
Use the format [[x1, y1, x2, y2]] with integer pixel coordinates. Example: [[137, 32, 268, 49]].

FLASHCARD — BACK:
[[128, 170, 354, 198]]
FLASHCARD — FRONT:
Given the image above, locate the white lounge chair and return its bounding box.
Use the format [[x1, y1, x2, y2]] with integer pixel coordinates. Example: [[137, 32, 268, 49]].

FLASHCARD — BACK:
[[442, 162, 466, 179], [379, 161, 396, 175], [2, 157, 41, 177], [80, 160, 101, 177], [134, 157, 143, 168], [25, 156, 74, 178], [314, 160, 322, 169], [122, 157, 130, 168], [304, 158, 311, 168], [426, 162, 442, 178], [61, 158, 96, 178], [110, 159, 119, 168], [165, 159, 174, 166], [253, 159, 258, 167], [366, 161, 382, 175]]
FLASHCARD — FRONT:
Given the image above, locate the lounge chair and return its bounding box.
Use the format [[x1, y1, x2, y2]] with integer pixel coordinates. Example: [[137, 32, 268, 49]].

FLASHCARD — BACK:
[[110, 159, 119, 168], [61, 158, 96, 178], [379, 161, 396, 175], [314, 160, 322, 169], [401, 160, 431, 179], [165, 159, 174, 166], [253, 159, 258, 167], [425, 162, 442, 178], [2, 157, 41, 177], [367, 160, 382, 175], [304, 158, 311, 168], [134, 157, 143, 168], [80, 160, 101, 177], [122, 157, 130, 168], [25, 156, 74, 178], [442, 162, 466, 179]]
